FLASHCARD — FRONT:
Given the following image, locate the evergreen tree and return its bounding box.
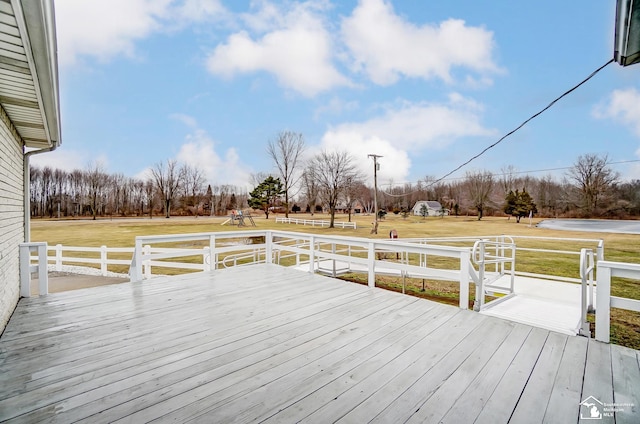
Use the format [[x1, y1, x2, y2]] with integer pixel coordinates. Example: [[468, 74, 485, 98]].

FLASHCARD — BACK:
[[248, 176, 284, 219], [504, 188, 537, 223], [503, 190, 517, 217]]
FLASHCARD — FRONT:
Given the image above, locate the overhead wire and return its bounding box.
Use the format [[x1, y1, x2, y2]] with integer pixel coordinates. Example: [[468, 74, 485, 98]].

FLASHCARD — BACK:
[[423, 58, 615, 188]]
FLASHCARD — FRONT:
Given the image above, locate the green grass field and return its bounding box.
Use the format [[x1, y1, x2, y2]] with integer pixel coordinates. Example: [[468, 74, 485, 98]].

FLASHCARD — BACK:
[[30, 212, 640, 349]]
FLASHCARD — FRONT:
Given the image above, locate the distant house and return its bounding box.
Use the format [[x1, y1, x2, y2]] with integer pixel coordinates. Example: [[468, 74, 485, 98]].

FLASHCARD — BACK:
[[335, 200, 366, 214], [412, 201, 449, 216], [0, 0, 60, 333]]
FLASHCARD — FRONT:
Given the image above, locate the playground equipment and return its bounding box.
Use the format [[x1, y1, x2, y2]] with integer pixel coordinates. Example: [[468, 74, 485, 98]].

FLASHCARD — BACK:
[[221, 210, 256, 227]]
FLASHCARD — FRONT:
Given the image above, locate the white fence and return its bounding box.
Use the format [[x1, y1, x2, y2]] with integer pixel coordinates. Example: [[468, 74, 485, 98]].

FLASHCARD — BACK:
[[595, 261, 640, 342], [275, 217, 357, 229]]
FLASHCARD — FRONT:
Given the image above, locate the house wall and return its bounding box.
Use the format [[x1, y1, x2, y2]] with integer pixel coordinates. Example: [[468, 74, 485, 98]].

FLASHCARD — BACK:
[[0, 114, 23, 334]]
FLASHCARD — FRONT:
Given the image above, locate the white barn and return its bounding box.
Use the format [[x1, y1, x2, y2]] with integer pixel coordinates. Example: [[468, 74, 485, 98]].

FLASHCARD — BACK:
[[0, 0, 60, 333], [412, 200, 449, 216]]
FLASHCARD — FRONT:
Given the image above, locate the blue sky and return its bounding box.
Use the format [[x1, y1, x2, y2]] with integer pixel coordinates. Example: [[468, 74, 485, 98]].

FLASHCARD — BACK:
[[35, 0, 640, 189]]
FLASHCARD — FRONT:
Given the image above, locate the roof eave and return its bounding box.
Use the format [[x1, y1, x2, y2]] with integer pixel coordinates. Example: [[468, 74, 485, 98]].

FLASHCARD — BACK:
[[615, 0, 640, 66], [12, 0, 60, 148]]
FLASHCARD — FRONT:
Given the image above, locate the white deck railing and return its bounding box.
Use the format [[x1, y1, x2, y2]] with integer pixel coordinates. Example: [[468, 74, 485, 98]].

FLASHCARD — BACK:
[[28, 231, 640, 344], [595, 261, 640, 343], [275, 217, 357, 229], [48, 244, 134, 275], [129, 230, 473, 309]]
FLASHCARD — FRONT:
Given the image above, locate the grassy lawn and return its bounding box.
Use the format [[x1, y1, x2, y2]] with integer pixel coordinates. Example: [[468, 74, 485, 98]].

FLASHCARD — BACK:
[[30, 213, 640, 349]]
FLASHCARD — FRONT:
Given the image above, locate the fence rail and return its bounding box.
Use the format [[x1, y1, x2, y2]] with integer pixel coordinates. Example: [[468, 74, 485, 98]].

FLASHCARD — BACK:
[[275, 217, 357, 229], [595, 261, 640, 342]]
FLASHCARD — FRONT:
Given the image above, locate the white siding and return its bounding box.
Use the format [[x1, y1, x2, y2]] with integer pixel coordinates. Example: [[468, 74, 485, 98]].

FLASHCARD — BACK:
[[0, 116, 22, 334]]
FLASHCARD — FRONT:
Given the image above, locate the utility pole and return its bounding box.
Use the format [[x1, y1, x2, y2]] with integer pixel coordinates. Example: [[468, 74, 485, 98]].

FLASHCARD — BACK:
[[368, 154, 382, 234]]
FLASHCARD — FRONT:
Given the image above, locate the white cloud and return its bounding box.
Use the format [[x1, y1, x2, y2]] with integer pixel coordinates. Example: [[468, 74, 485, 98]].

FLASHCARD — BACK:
[[29, 148, 108, 171], [55, 0, 227, 67], [593, 87, 640, 136], [170, 113, 198, 129], [313, 97, 359, 120], [318, 94, 494, 182], [332, 94, 493, 151], [206, 1, 349, 96], [320, 130, 412, 183], [174, 120, 253, 188], [341, 0, 500, 85]]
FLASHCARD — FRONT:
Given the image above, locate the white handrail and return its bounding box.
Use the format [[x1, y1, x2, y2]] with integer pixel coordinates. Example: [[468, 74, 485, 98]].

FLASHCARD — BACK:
[[578, 248, 595, 336], [595, 260, 640, 343], [471, 239, 516, 311]]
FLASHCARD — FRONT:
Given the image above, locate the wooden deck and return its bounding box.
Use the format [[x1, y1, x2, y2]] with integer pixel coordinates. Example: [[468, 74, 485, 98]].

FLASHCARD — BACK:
[[1, 264, 638, 423]]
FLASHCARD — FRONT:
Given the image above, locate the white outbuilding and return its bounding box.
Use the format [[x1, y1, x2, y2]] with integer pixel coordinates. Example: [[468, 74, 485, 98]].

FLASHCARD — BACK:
[[412, 201, 449, 216]]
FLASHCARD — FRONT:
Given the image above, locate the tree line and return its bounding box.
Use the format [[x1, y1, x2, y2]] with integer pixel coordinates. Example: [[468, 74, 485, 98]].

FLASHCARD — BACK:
[[256, 139, 640, 226], [29, 161, 248, 219], [30, 134, 640, 225]]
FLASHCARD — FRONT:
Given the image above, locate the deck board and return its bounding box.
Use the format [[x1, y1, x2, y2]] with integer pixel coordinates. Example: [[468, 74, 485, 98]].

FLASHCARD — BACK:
[[0, 264, 638, 423]]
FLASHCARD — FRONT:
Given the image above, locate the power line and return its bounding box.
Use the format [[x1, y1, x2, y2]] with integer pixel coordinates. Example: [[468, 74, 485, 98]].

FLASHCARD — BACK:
[[427, 58, 615, 187]]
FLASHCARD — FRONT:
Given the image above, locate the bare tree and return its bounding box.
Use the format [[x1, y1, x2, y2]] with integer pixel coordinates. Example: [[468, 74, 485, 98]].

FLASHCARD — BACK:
[[150, 160, 183, 218], [68, 169, 84, 216], [131, 179, 145, 216], [566, 153, 619, 216], [301, 164, 320, 215], [182, 164, 207, 217], [87, 162, 107, 220], [534, 174, 563, 217], [309, 150, 360, 228], [465, 170, 494, 220], [343, 176, 364, 222], [499, 165, 517, 194], [144, 179, 155, 218], [267, 131, 306, 218]]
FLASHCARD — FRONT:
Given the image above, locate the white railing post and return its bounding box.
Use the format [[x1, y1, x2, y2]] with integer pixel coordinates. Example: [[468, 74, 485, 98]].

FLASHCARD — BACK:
[[308, 236, 315, 273], [19, 244, 31, 298], [143, 244, 151, 279], [101, 245, 108, 276], [588, 250, 595, 313], [595, 264, 611, 343], [209, 234, 217, 270], [579, 248, 590, 336], [474, 241, 486, 311], [596, 240, 604, 262], [367, 241, 375, 288], [19, 242, 48, 297], [203, 247, 211, 271], [332, 243, 336, 277], [55, 243, 62, 271], [129, 239, 142, 282], [37, 244, 48, 295], [459, 249, 470, 309], [265, 231, 273, 264]]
